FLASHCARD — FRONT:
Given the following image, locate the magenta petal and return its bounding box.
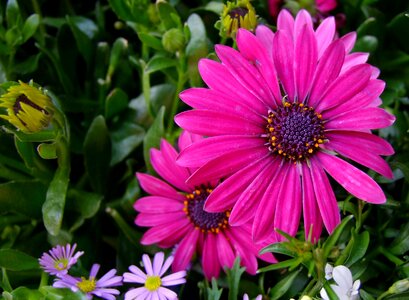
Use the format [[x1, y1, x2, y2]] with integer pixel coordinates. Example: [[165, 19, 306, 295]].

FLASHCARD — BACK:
[[341, 52, 369, 74], [237, 29, 282, 106], [295, 24, 317, 102], [175, 110, 263, 137], [315, 16, 336, 58], [326, 107, 396, 130], [179, 88, 264, 123], [273, 30, 296, 101], [255, 25, 275, 56], [205, 156, 270, 212], [340, 32, 357, 53], [172, 229, 199, 272], [177, 129, 203, 153], [229, 158, 279, 226], [326, 131, 394, 156], [216, 232, 235, 270], [226, 227, 258, 274], [301, 164, 323, 243], [317, 152, 386, 204], [309, 159, 340, 234], [215, 44, 273, 107], [134, 196, 184, 213], [202, 234, 220, 280], [136, 212, 186, 227], [316, 64, 371, 112], [136, 173, 183, 201], [277, 9, 295, 35], [274, 165, 302, 241], [186, 147, 268, 186], [294, 9, 313, 38], [140, 219, 190, 245], [316, 0, 337, 12], [177, 135, 263, 168], [308, 40, 345, 107]]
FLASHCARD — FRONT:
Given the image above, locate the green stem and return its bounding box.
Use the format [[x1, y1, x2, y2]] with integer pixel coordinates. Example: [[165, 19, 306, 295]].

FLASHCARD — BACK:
[[39, 272, 49, 288], [380, 247, 404, 265], [31, 0, 46, 46], [0, 165, 31, 180], [142, 64, 155, 118]]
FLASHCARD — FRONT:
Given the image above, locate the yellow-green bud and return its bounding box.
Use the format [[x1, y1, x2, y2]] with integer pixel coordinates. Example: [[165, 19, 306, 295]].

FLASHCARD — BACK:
[[162, 28, 186, 53], [388, 279, 409, 294], [220, 0, 257, 39]]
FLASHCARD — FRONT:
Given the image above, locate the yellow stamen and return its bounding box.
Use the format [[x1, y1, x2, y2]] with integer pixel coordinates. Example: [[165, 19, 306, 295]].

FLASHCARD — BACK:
[[144, 275, 162, 291]]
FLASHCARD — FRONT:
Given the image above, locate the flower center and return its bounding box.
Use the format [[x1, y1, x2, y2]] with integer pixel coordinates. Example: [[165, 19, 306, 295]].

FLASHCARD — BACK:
[[77, 277, 96, 293], [144, 275, 162, 291], [54, 258, 69, 271], [228, 7, 249, 19], [184, 187, 230, 233], [13, 94, 48, 116], [265, 102, 325, 162]]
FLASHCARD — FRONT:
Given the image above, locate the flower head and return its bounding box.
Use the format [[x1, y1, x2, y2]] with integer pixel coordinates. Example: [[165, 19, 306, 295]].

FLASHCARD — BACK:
[[175, 10, 395, 243], [320, 264, 360, 300], [220, 0, 257, 38], [39, 243, 84, 276], [243, 294, 262, 300], [123, 252, 186, 300], [0, 81, 53, 132], [134, 131, 275, 279], [53, 264, 122, 300]]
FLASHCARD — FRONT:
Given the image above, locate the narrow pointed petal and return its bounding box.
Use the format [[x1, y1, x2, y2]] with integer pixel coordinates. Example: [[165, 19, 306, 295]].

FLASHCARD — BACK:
[[294, 9, 313, 38], [255, 25, 275, 56], [136, 173, 183, 200], [340, 32, 357, 53], [277, 9, 295, 35], [310, 159, 340, 234], [172, 229, 199, 272], [175, 110, 263, 137], [141, 220, 191, 245], [136, 212, 187, 227], [326, 107, 396, 130], [177, 135, 263, 168], [315, 17, 336, 58], [318, 152, 386, 204], [202, 234, 220, 280], [295, 25, 317, 102], [341, 52, 369, 74], [177, 128, 203, 153], [226, 227, 258, 274], [216, 232, 235, 270], [273, 30, 296, 101], [274, 165, 302, 241], [134, 196, 184, 213]]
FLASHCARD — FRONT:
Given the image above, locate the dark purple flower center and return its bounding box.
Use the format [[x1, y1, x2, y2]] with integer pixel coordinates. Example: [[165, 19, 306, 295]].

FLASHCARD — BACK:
[[13, 94, 48, 115], [265, 102, 325, 162], [228, 7, 249, 19], [184, 187, 230, 233]]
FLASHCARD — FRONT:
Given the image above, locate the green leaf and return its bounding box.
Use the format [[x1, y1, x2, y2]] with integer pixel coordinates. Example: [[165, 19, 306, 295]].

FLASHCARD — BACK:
[[389, 222, 409, 255], [143, 106, 165, 173], [68, 189, 102, 219], [322, 281, 341, 300], [108, 0, 134, 21], [207, 278, 223, 300], [359, 289, 376, 300], [4, 287, 44, 300], [22, 14, 40, 43], [257, 257, 302, 273], [260, 242, 298, 257], [0, 180, 46, 218], [137, 32, 164, 51], [269, 269, 302, 300], [106, 207, 142, 248], [107, 38, 128, 80], [13, 53, 41, 75], [225, 257, 245, 300], [6, 0, 21, 28], [110, 121, 145, 166], [322, 215, 354, 259], [156, 1, 180, 30], [105, 88, 129, 120], [353, 35, 378, 53], [344, 231, 370, 266], [83, 116, 111, 193], [0, 249, 39, 271], [40, 286, 88, 300], [145, 56, 177, 74], [37, 143, 57, 159], [66, 16, 97, 65]]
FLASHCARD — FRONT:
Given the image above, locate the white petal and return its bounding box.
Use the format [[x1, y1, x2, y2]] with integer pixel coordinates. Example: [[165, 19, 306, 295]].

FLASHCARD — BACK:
[[333, 266, 353, 289], [325, 264, 334, 280]]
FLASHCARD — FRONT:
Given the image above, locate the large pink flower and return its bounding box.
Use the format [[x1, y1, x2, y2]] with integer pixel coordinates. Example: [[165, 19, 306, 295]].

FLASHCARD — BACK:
[[134, 131, 275, 280], [175, 10, 395, 244]]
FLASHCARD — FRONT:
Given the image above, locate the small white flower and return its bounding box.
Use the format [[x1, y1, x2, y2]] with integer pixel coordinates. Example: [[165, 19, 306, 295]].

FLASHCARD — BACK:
[[243, 294, 262, 300], [320, 264, 360, 300]]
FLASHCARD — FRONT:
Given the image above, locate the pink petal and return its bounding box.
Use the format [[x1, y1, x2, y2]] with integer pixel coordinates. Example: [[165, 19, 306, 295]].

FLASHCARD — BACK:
[[316, 64, 372, 112], [236, 29, 282, 106], [202, 234, 220, 279], [177, 130, 203, 153], [309, 159, 340, 234], [216, 232, 235, 270], [274, 164, 302, 241], [295, 24, 317, 102], [179, 88, 265, 123], [308, 40, 345, 108], [341, 52, 369, 74], [273, 30, 296, 101], [198, 59, 267, 114], [294, 9, 313, 39], [226, 227, 258, 274], [172, 229, 199, 272], [315, 16, 336, 58], [141, 220, 191, 245], [186, 147, 268, 186], [325, 130, 394, 156], [205, 155, 270, 212], [340, 32, 357, 53], [301, 163, 323, 243], [177, 135, 263, 168], [229, 158, 279, 226], [135, 212, 187, 227], [326, 107, 396, 130], [152, 252, 165, 275], [136, 173, 183, 200], [175, 110, 263, 137], [277, 9, 295, 36], [317, 152, 386, 204], [316, 0, 337, 12], [255, 25, 275, 56], [142, 254, 153, 275], [134, 196, 184, 213]]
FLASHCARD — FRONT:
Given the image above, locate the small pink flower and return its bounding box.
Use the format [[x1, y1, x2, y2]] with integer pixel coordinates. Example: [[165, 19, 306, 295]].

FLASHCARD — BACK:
[[39, 243, 84, 276], [175, 10, 394, 244], [134, 131, 275, 279]]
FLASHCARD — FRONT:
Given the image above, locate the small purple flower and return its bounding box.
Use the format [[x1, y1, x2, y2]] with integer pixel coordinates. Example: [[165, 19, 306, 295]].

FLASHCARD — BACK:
[[39, 243, 84, 276], [123, 252, 186, 300], [53, 264, 122, 300]]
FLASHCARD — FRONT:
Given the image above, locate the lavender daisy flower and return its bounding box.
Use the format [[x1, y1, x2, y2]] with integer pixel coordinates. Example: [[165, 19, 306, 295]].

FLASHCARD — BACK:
[[39, 243, 84, 276], [53, 264, 122, 300], [123, 252, 186, 300]]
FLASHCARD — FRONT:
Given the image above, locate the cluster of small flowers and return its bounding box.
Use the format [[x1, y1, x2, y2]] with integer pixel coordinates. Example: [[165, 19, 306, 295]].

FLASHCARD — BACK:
[[38, 244, 186, 300]]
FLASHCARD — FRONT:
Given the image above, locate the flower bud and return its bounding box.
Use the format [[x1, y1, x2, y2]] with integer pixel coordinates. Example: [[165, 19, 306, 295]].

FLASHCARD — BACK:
[[162, 28, 186, 53], [220, 0, 257, 38]]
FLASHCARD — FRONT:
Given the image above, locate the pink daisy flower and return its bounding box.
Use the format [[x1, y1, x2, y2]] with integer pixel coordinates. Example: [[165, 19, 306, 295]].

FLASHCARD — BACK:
[[123, 252, 186, 300], [134, 131, 275, 279], [175, 10, 395, 243], [268, 0, 337, 20], [39, 243, 84, 276]]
